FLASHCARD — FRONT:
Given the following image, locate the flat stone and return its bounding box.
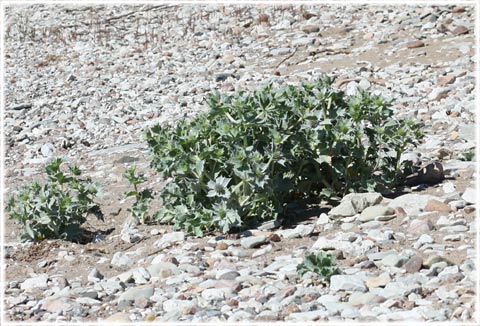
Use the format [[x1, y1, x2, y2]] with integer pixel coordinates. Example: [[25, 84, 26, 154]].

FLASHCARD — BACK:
[[119, 286, 154, 302], [404, 255, 423, 273], [88, 268, 104, 283], [423, 255, 448, 268], [104, 312, 131, 322], [424, 199, 452, 213], [21, 274, 49, 292], [406, 40, 425, 48], [348, 292, 377, 305], [366, 272, 391, 288], [111, 252, 133, 267], [439, 225, 468, 232], [285, 310, 328, 321], [330, 275, 367, 292], [452, 25, 469, 35], [388, 194, 437, 216], [201, 287, 232, 301], [380, 254, 408, 267], [163, 299, 197, 313], [154, 231, 185, 248], [301, 25, 320, 33], [330, 193, 383, 217], [437, 74, 456, 87], [215, 269, 240, 280], [428, 87, 450, 101], [277, 224, 314, 239], [148, 262, 180, 279], [42, 296, 76, 314], [241, 235, 267, 249], [359, 205, 395, 222], [408, 219, 434, 234], [414, 234, 434, 249], [461, 187, 476, 204]]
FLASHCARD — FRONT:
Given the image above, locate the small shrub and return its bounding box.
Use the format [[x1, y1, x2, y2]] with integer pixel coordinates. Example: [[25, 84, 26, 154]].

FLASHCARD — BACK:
[[297, 251, 341, 281], [6, 158, 101, 242], [459, 150, 475, 162], [146, 77, 423, 235], [124, 166, 153, 224]]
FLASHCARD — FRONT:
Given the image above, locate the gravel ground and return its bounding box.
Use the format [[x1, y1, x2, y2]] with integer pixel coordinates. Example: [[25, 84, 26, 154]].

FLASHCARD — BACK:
[[3, 3, 477, 323]]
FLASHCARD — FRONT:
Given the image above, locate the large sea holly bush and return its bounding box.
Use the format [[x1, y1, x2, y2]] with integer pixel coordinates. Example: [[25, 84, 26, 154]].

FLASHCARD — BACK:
[[145, 77, 423, 236]]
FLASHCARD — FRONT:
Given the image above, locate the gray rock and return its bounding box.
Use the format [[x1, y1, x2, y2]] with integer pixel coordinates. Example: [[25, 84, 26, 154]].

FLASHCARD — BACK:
[[439, 225, 468, 232], [111, 252, 133, 267], [359, 205, 395, 222], [21, 274, 49, 292], [404, 255, 424, 273], [215, 269, 240, 280], [413, 234, 434, 249], [118, 286, 154, 302], [388, 194, 437, 216], [461, 187, 476, 204], [40, 143, 55, 158], [88, 268, 104, 283], [201, 288, 231, 301], [270, 48, 292, 56], [330, 275, 367, 292], [380, 254, 408, 267], [132, 267, 151, 284], [147, 262, 180, 278], [163, 299, 196, 313], [291, 37, 315, 47], [95, 281, 125, 295], [241, 235, 267, 249], [277, 224, 314, 239], [330, 193, 383, 217], [285, 310, 329, 321], [154, 231, 185, 248]]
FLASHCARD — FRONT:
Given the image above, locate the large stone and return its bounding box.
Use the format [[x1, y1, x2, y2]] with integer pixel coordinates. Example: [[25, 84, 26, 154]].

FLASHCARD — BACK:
[[277, 224, 315, 239], [240, 235, 267, 249], [119, 286, 154, 302], [359, 205, 395, 222], [330, 193, 383, 217], [424, 199, 452, 213], [461, 187, 476, 204], [154, 231, 185, 248], [388, 194, 438, 216], [148, 262, 180, 279], [21, 274, 49, 292], [404, 255, 424, 273], [366, 272, 391, 288], [330, 275, 367, 292], [111, 252, 133, 267]]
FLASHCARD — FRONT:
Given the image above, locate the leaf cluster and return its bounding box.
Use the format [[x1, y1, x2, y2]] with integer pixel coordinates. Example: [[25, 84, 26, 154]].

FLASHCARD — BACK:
[[124, 166, 153, 224], [145, 77, 423, 235], [296, 251, 341, 281], [6, 158, 100, 242]]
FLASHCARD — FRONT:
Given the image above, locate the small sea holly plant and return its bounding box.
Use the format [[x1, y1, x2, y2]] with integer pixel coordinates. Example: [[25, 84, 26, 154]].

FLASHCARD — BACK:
[[124, 166, 153, 224], [6, 158, 101, 242], [297, 251, 341, 281], [146, 77, 423, 235]]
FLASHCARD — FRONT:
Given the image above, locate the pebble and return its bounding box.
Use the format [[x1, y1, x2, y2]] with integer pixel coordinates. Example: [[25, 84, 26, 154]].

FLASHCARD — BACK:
[[240, 235, 267, 249], [330, 275, 367, 292], [461, 187, 476, 204]]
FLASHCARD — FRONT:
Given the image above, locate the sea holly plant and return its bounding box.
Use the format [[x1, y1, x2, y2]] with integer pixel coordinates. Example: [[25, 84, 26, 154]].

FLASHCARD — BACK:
[[145, 77, 423, 235], [6, 158, 101, 242], [297, 251, 341, 281], [124, 166, 153, 224]]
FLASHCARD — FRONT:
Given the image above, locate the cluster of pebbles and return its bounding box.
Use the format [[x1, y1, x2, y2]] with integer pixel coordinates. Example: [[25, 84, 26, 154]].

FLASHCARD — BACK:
[[3, 4, 477, 323]]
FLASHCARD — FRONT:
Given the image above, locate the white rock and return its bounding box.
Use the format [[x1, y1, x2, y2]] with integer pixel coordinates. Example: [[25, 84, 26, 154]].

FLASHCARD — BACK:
[[330, 275, 367, 292]]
